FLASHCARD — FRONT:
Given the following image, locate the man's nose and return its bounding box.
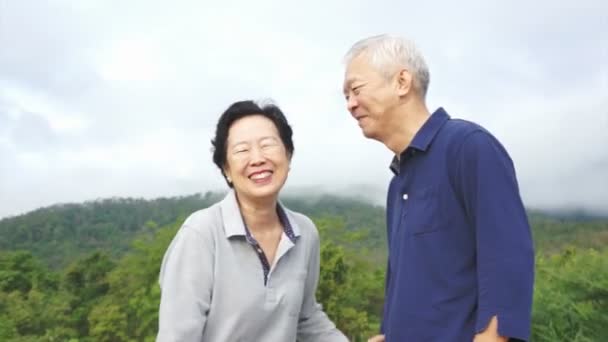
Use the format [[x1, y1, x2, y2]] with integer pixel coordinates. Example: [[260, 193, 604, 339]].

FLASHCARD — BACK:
[[346, 95, 358, 113]]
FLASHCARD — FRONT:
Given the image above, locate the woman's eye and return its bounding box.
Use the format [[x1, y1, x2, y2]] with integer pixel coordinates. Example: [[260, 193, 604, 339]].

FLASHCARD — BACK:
[[260, 139, 279, 149]]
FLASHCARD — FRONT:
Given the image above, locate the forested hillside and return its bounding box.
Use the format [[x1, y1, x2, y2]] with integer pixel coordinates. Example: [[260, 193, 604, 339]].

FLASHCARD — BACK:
[[1, 192, 606, 341]]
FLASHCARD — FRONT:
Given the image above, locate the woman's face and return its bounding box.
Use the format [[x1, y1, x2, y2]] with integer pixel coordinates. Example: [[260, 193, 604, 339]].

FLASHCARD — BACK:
[[224, 115, 290, 202]]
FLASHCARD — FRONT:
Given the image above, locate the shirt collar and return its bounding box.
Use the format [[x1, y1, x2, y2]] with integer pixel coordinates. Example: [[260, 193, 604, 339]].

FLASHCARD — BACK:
[[389, 107, 450, 174], [219, 190, 301, 240]]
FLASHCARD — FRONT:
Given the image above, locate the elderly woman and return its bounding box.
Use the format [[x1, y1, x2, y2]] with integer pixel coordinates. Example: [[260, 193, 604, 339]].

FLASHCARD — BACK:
[[156, 100, 347, 342]]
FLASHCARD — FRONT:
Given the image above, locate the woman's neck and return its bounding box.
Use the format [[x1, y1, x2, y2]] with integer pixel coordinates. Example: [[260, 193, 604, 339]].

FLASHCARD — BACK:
[[236, 192, 281, 233]]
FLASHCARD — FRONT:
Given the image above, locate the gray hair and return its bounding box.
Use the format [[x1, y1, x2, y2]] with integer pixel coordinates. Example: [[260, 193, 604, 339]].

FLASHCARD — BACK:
[[344, 34, 430, 99]]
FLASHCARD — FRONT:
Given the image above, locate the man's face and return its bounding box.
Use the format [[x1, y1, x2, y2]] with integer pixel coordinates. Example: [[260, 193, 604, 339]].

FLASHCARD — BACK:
[[343, 54, 400, 141]]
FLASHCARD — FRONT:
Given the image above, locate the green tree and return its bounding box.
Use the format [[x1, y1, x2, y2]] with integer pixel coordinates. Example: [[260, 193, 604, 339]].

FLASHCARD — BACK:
[[532, 247, 608, 341], [63, 252, 115, 337], [88, 219, 180, 341], [315, 217, 383, 341], [88, 303, 128, 342]]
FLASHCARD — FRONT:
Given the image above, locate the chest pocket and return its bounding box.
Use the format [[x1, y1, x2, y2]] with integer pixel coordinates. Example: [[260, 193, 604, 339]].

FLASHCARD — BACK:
[[402, 185, 442, 235]]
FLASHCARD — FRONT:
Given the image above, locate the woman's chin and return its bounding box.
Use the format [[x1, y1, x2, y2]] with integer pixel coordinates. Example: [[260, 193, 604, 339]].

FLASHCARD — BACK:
[[239, 183, 283, 201]]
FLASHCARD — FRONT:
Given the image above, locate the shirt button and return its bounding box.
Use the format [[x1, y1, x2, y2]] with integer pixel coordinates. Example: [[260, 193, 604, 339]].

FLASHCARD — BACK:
[[402, 193, 408, 200]]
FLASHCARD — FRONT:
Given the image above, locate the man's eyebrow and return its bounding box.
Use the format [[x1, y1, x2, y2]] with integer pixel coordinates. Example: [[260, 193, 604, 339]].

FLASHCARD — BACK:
[[343, 77, 357, 92]]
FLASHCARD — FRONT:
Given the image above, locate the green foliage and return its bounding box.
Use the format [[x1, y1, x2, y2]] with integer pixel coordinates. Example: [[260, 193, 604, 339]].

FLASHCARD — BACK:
[[529, 212, 608, 253], [87, 220, 180, 341], [0, 252, 74, 341], [315, 217, 384, 341], [62, 252, 115, 337], [0, 314, 17, 340], [283, 194, 387, 251], [0, 192, 222, 268], [532, 247, 608, 341], [0, 251, 57, 294], [0, 193, 607, 341], [88, 303, 128, 342]]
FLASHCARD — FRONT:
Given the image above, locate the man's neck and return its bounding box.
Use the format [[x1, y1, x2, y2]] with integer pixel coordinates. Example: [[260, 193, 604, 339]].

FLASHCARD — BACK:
[[384, 100, 431, 156]]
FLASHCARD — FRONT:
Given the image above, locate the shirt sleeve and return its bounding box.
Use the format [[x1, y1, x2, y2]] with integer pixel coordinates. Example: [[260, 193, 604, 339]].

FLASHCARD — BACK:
[[296, 228, 349, 342], [455, 130, 535, 341], [156, 223, 215, 342]]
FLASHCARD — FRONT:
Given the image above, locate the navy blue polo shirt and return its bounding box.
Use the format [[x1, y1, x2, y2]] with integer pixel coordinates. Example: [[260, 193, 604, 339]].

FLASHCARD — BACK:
[[382, 108, 534, 341]]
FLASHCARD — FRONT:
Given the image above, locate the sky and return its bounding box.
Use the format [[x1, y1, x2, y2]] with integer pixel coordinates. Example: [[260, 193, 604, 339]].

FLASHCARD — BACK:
[[0, 0, 607, 218]]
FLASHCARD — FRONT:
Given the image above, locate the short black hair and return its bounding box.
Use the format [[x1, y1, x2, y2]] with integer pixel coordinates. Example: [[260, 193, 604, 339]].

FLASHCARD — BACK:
[[211, 100, 294, 187]]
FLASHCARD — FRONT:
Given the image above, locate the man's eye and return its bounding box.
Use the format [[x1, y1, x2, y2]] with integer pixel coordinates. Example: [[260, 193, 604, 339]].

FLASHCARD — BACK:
[[352, 86, 361, 95]]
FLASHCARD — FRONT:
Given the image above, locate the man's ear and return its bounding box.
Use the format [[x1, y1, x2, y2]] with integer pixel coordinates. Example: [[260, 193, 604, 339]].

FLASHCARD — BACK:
[[396, 69, 413, 97]]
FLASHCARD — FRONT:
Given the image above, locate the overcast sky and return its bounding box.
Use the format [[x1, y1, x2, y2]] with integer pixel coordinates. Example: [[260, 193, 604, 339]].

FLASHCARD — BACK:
[[1, 0, 607, 218]]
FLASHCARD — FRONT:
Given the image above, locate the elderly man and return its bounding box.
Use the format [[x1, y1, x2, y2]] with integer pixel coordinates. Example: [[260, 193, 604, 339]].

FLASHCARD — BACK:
[[342, 34, 534, 341]]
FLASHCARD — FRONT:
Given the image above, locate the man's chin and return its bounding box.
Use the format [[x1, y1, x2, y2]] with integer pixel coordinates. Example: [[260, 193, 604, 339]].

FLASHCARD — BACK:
[[361, 127, 378, 140]]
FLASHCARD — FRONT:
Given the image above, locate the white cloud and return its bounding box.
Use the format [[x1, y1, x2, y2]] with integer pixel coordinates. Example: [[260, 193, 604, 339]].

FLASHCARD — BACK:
[[0, 0, 607, 218], [96, 37, 176, 83]]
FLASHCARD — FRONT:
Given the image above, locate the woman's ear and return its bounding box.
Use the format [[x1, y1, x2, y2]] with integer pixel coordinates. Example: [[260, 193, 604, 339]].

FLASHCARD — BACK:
[[223, 168, 232, 184]]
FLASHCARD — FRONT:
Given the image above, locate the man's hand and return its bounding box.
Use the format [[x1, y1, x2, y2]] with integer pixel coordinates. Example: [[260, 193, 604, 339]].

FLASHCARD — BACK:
[[367, 334, 385, 342], [473, 316, 508, 342]]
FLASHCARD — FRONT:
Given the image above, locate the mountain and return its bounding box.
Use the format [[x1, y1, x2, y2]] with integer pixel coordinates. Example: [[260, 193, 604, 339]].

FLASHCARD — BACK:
[[0, 192, 606, 341], [1, 191, 606, 268]]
